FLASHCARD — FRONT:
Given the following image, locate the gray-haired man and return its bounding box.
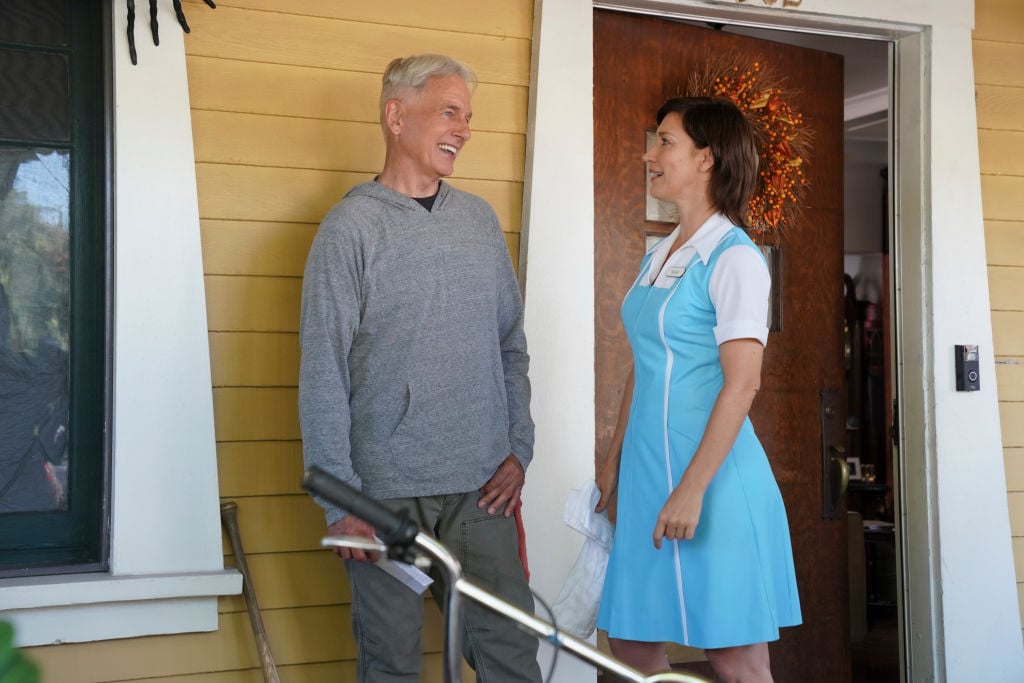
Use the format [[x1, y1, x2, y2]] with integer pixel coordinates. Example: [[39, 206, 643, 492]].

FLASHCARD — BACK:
[[299, 53, 541, 682]]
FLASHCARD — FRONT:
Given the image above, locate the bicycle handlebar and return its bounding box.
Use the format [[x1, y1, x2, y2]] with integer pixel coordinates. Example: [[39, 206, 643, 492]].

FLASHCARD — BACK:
[[302, 466, 419, 551], [301, 466, 708, 683]]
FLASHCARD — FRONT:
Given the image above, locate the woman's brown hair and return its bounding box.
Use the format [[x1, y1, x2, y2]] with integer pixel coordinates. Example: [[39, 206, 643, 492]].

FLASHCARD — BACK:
[[656, 96, 759, 229]]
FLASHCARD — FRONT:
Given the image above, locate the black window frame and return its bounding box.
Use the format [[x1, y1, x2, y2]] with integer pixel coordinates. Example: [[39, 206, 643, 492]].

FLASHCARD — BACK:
[[0, 0, 112, 577]]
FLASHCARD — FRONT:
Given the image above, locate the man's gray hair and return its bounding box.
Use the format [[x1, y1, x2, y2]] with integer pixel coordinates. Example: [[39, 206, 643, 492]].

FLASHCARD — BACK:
[[379, 54, 478, 125]]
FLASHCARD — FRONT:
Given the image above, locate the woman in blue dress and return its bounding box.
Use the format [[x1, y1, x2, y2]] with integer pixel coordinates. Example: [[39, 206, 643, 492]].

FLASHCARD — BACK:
[[595, 97, 802, 683]]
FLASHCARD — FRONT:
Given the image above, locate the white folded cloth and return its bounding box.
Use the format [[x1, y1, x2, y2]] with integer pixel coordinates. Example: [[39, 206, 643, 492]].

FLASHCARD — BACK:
[[551, 480, 615, 638]]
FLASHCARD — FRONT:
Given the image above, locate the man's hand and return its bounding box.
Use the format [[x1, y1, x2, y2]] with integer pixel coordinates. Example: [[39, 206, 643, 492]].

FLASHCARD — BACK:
[[326, 514, 379, 562], [478, 454, 525, 516]]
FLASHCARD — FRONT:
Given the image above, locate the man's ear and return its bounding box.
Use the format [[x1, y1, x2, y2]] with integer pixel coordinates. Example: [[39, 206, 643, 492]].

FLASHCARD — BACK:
[[384, 98, 404, 135]]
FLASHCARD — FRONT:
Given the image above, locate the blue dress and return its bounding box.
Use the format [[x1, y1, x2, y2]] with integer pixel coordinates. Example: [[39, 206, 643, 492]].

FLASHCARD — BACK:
[[596, 223, 802, 649]]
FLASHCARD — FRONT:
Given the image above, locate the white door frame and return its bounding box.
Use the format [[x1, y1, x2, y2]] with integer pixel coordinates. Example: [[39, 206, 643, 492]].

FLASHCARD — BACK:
[[520, 2, 1023, 682]]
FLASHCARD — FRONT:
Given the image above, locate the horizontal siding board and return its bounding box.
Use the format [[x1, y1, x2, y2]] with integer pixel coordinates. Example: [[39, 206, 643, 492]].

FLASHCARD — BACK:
[[213, 386, 300, 441], [986, 220, 1024, 266], [195, 163, 523, 233], [210, 331, 300, 387], [981, 175, 1024, 220], [974, 0, 1024, 44], [988, 266, 1024, 311], [29, 608, 357, 681], [191, 111, 525, 182], [978, 129, 1024, 176], [202, 220, 316, 277], [219, 550, 350, 612], [218, 440, 304, 496], [30, 613, 252, 682], [186, 56, 528, 134], [235, 605, 359, 663], [1016, 537, 1024, 582], [196, 163, 372, 224], [190, 112, 388, 171], [505, 232, 520, 272], [204, 254, 520, 334], [217, 494, 323, 554], [976, 84, 1024, 131], [1002, 401, 1024, 448], [112, 655, 474, 683], [184, 0, 532, 39], [973, 41, 1024, 88], [996, 361, 1024, 401], [1008, 448, 1024, 491], [993, 311, 1024, 356], [205, 275, 301, 332], [1010, 491, 1024, 536], [183, 5, 530, 86]]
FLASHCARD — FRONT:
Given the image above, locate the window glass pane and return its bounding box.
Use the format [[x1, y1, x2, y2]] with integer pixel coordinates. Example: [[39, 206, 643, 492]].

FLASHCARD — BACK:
[[0, 148, 70, 514], [0, 49, 70, 142], [0, 0, 68, 46]]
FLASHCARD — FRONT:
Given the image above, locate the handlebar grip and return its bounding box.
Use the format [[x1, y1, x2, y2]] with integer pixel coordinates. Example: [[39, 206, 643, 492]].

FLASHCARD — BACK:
[[301, 466, 419, 548]]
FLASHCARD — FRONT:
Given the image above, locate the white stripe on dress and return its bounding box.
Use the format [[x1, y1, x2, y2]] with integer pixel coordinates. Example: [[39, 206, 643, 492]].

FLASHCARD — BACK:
[[657, 280, 689, 646]]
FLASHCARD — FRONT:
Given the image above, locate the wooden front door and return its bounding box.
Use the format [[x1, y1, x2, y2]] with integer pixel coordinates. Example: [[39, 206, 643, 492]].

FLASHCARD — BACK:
[[594, 9, 847, 681]]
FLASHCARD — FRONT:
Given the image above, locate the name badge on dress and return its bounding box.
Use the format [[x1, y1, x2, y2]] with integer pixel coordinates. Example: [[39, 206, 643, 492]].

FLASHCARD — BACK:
[[664, 266, 686, 278]]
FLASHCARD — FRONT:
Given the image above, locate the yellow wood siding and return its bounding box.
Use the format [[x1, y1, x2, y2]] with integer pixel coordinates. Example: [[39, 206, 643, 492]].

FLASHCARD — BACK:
[[25, 0, 531, 680], [975, 0, 1024, 642]]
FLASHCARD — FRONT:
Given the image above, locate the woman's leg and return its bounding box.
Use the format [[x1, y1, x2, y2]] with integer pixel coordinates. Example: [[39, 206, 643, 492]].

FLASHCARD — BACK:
[[607, 638, 669, 675], [704, 642, 773, 683]]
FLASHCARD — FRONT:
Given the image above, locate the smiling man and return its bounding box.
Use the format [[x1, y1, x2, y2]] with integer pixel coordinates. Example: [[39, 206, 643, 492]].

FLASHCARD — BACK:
[[298, 54, 540, 682]]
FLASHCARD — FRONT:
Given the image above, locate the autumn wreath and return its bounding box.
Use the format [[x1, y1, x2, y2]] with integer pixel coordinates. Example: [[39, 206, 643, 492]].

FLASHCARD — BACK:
[[687, 55, 812, 246]]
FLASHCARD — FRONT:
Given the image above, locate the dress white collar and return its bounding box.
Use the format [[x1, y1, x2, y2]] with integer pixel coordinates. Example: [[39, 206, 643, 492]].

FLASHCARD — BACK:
[[642, 213, 735, 287]]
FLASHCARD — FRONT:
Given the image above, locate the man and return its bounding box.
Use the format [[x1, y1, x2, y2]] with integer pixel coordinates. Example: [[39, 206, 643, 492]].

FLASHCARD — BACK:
[[299, 54, 541, 682]]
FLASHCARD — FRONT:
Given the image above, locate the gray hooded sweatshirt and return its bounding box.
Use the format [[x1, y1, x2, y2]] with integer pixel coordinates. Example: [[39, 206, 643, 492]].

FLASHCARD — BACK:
[[299, 180, 533, 525]]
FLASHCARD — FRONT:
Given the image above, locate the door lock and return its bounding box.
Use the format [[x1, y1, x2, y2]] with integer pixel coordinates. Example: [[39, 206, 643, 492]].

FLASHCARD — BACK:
[[820, 390, 845, 519]]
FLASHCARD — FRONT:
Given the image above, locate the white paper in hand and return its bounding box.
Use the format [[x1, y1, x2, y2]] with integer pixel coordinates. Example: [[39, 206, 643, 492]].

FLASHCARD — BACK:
[[374, 536, 433, 594]]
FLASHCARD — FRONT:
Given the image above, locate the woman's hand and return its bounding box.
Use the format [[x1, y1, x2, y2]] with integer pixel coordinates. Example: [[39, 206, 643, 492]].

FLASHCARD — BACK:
[[595, 456, 619, 515], [650, 338, 764, 549], [653, 479, 705, 548]]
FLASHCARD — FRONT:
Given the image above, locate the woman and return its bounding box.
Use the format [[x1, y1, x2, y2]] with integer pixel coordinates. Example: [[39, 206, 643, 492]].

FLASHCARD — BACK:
[[595, 97, 802, 683]]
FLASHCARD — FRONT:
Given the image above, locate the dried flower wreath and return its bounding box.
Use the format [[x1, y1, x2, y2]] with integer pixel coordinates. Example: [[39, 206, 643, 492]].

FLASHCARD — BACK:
[[686, 55, 812, 246]]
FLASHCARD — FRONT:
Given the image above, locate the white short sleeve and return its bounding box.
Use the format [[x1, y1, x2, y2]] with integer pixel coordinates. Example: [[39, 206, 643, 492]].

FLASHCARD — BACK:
[[709, 245, 771, 346]]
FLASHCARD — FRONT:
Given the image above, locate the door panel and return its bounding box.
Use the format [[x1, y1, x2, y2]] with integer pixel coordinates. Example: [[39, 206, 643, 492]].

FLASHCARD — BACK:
[[594, 10, 846, 681]]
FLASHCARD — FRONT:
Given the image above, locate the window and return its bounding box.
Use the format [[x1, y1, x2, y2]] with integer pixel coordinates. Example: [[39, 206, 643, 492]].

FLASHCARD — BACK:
[[0, 2, 238, 646], [0, 0, 108, 574]]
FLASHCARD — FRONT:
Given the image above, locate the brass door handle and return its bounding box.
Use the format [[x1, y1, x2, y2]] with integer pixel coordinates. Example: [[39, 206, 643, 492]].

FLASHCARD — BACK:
[[830, 445, 849, 499]]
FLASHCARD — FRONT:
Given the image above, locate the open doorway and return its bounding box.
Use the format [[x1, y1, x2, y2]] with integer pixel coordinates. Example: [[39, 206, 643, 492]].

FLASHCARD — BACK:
[[591, 10, 899, 682], [712, 26, 899, 683]]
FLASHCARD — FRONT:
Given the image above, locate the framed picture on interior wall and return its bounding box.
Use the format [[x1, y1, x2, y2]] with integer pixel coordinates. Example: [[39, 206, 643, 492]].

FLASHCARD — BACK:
[[645, 232, 673, 252], [846, 456, 862, 481], [645, 129, 676, 223], [760, 245, 783, 332]]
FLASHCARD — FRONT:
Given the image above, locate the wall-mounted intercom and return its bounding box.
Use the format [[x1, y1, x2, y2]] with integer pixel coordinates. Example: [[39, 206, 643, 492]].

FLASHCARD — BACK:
[[954, 344, 980, 392]]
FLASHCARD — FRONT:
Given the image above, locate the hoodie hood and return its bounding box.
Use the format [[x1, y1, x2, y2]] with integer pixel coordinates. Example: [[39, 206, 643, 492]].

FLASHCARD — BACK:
[[344, 178, 453, 212]]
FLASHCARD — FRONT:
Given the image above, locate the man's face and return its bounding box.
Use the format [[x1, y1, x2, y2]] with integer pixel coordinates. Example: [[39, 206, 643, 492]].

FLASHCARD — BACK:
[[390, 74, 473, 185]]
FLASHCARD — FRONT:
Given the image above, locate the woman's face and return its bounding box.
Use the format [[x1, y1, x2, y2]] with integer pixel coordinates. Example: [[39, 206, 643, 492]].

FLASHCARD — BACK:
[[642, 111, 712, 207]]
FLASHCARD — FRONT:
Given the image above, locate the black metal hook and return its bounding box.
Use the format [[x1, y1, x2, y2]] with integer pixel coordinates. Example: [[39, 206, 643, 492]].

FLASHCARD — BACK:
[[126, 0, 216, 65]]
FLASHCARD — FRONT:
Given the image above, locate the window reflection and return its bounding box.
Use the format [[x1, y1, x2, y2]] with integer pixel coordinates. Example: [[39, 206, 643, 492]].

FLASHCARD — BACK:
[[0, 148, 70, 513]]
